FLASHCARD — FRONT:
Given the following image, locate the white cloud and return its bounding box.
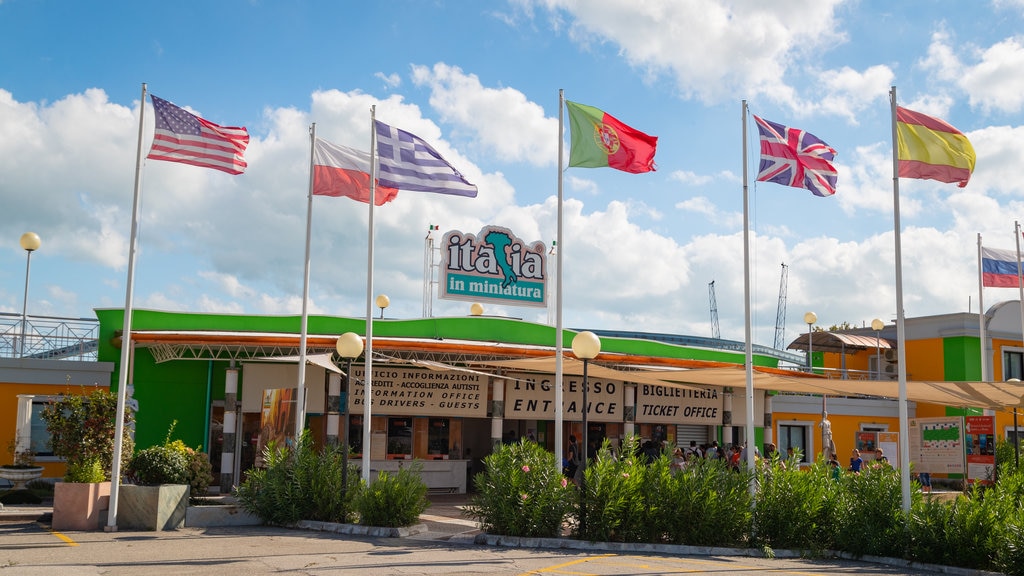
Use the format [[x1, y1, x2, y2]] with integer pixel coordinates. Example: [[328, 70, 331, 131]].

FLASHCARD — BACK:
[[375, 72, 401, 89], [410, 63, 557, 167], [670, 170, 713, 186], [921, 28, 1024, 114], [515, 0, 898, 120]]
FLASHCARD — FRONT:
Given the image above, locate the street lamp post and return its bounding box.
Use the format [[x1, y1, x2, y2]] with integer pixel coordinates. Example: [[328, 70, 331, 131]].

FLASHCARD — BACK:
[[803, 312, 817, 373], [375, 294, 390, 319], [1010, 378, 1021, 468], [19, 232, 41, 358], [871, 318, 885, 380], [336, 332, 364, 509], [571, 330, 600, 538]]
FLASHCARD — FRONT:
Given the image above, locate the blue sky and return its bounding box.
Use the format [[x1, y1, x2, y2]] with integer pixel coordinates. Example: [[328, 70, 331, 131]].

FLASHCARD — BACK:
[[3, 0, 1024, 351]]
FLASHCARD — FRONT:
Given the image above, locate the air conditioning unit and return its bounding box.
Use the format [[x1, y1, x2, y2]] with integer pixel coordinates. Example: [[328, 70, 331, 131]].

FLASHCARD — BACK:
[[884, 362, 898, 374], [883, 348, 898, 362]]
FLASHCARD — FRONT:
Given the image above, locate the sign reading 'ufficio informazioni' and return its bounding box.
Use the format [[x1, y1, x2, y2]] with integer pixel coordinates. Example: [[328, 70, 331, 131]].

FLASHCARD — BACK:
[[440, 225, 547, 307]]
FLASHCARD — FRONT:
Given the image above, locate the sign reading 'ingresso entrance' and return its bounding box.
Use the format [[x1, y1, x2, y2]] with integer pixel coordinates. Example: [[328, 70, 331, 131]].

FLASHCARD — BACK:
[[504, 371, 622, 422], [349, 366, 487, 418]]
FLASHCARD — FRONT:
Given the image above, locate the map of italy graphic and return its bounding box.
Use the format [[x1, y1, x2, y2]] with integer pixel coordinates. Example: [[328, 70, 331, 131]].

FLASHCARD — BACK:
[[484, 230, 517, 288]]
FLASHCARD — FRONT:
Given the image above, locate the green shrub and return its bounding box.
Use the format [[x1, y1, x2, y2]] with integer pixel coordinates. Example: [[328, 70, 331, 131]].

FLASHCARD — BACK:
[[996, 439, 1023, 476], [233, 432, 358, 526], [465, 440, 574, 538], [992, 506, 1024, 576], [128, 445, 189, 485], [833, 461, 909, 558], [754, 458, 838, 552], [355, 462, 429, 528], [578, 436, 654, 542], [662, 455, 753, 547], [166, 439, 213, 497], [0, 489, 42, 504], [65, 458, 106, 483]]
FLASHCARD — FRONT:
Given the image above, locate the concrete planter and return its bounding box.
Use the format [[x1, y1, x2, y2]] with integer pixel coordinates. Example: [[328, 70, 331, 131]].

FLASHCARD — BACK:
[[0, 466, 44, 490], [117, 484, 189, 531], [52, 481, 111, 531], [185, 502, 261, 527]]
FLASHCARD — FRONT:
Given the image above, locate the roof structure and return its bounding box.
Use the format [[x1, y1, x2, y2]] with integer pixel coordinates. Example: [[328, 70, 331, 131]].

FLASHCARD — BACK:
[[787, 331, 892, 354]]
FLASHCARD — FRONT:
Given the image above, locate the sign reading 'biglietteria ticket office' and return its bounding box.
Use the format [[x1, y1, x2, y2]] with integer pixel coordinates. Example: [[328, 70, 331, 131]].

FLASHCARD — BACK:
[[440, 225, 547, 307]]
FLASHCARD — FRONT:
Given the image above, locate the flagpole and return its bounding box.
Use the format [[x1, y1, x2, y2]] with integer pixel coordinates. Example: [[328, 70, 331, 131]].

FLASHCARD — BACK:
[[889, 86, 912, 512], [741, 101, 756, 483], [294, 124, 317, 442], [1015, 222, 1024, 361], [555, 89, 565, 470], [107, 82, 148, 532], [363, 106, 377, 483], [978, 233, 988, 382]]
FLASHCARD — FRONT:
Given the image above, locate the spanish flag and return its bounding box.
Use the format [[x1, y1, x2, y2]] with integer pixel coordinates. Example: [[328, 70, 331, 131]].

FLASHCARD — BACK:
[[896, 106, 976, 187]]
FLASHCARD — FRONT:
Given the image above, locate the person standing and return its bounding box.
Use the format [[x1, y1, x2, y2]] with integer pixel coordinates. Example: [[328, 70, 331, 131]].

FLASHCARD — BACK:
[[849, 448, 864, 472], [565, 435, 581, 481]]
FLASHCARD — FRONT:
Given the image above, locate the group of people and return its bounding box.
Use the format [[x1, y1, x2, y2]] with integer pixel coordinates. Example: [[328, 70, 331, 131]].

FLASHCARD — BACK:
[[669, 440, 766, 473], [847, 447, 888, 473]]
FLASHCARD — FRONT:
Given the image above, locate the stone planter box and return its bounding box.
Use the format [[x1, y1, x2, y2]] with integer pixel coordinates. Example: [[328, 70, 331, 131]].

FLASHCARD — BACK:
[[0, 466, 44, 490], [117, 484, 189, 531], [185, 502, 261, 527], [52, 481, 111, 531]]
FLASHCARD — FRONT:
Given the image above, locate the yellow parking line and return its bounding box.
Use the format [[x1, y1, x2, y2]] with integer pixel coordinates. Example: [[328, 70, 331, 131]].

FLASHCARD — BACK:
[[519, 553, 614, 575], [46, 527, 79, 546]]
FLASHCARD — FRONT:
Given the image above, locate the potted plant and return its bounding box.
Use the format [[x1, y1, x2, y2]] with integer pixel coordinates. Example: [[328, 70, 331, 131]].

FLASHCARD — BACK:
[[0, 440, 44, 490], [40, 386, 135, 531], [118, 422, 194, 530]]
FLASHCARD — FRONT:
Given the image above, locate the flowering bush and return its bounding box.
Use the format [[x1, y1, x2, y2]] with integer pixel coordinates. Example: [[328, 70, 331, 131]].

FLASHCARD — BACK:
[[465, 439, 574, 538]]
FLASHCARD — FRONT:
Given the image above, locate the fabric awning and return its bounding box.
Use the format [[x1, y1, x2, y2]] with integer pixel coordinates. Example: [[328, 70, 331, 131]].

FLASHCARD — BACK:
[[787, 331, 893, 353]]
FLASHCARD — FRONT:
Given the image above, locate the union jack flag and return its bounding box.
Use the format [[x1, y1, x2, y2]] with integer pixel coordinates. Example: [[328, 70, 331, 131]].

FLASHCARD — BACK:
[[753, 115, 837, 197]]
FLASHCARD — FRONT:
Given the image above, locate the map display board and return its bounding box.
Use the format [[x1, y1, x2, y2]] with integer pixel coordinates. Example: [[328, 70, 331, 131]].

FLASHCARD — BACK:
[[909, 416, 965, 475]]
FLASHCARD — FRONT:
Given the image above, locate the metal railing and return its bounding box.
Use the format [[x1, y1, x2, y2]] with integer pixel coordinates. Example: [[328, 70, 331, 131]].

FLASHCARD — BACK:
[[0, 312, 99, 360]]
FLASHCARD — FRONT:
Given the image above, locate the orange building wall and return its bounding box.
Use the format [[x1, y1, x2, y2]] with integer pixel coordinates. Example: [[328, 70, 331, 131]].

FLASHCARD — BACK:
[[990, 337, 1020, 380], [770, 410, 902, 463], [905, 338, 945, 381], [0, 383, 105, 481]]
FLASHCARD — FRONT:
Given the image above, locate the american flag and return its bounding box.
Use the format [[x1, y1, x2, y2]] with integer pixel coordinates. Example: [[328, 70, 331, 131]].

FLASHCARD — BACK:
[[374, 120, 477, 197], [147, 95, 249, 175], [753, 115, 837, 197]]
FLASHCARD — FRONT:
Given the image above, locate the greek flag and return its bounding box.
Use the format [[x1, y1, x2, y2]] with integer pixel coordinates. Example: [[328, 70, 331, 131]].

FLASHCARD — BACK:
[[374, 120, 478, 197]]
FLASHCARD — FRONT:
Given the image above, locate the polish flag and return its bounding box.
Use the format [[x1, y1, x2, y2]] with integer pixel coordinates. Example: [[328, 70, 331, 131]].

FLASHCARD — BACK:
[[313, 138, 398, 205]]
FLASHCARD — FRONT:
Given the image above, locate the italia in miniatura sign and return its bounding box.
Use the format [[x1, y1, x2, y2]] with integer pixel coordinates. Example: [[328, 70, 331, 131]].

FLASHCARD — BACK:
[[440, 225, 546, 307]]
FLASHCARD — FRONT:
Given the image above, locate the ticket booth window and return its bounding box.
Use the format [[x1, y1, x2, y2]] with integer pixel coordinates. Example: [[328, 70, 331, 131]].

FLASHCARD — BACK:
[[387, 418, 413, 459], [428, 418, 449, 457]]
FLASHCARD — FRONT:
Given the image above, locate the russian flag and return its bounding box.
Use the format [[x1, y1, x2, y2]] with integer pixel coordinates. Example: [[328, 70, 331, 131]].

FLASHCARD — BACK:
[[981, 246, 1022, 288]]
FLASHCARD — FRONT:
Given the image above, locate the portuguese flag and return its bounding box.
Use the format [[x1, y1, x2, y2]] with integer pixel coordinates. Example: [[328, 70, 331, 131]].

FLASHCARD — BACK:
[[566, 100, 658, 174]]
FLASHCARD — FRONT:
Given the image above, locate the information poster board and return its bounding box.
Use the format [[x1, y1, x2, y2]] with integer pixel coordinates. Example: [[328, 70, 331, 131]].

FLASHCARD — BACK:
[[256, 388, 296, 466], [909, 416, 965, 475], [877, 432, 899, 464], [964, 415, 996, 485]]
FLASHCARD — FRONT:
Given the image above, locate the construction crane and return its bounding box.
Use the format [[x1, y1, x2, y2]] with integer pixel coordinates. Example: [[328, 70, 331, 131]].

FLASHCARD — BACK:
[[708, 280, 721, 340], [773, 263, 789, 350]]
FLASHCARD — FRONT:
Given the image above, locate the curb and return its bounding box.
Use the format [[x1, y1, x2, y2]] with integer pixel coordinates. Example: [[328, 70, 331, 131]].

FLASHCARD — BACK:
[[297, 519, 429, 538], [470, 534, 1005, 576]]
